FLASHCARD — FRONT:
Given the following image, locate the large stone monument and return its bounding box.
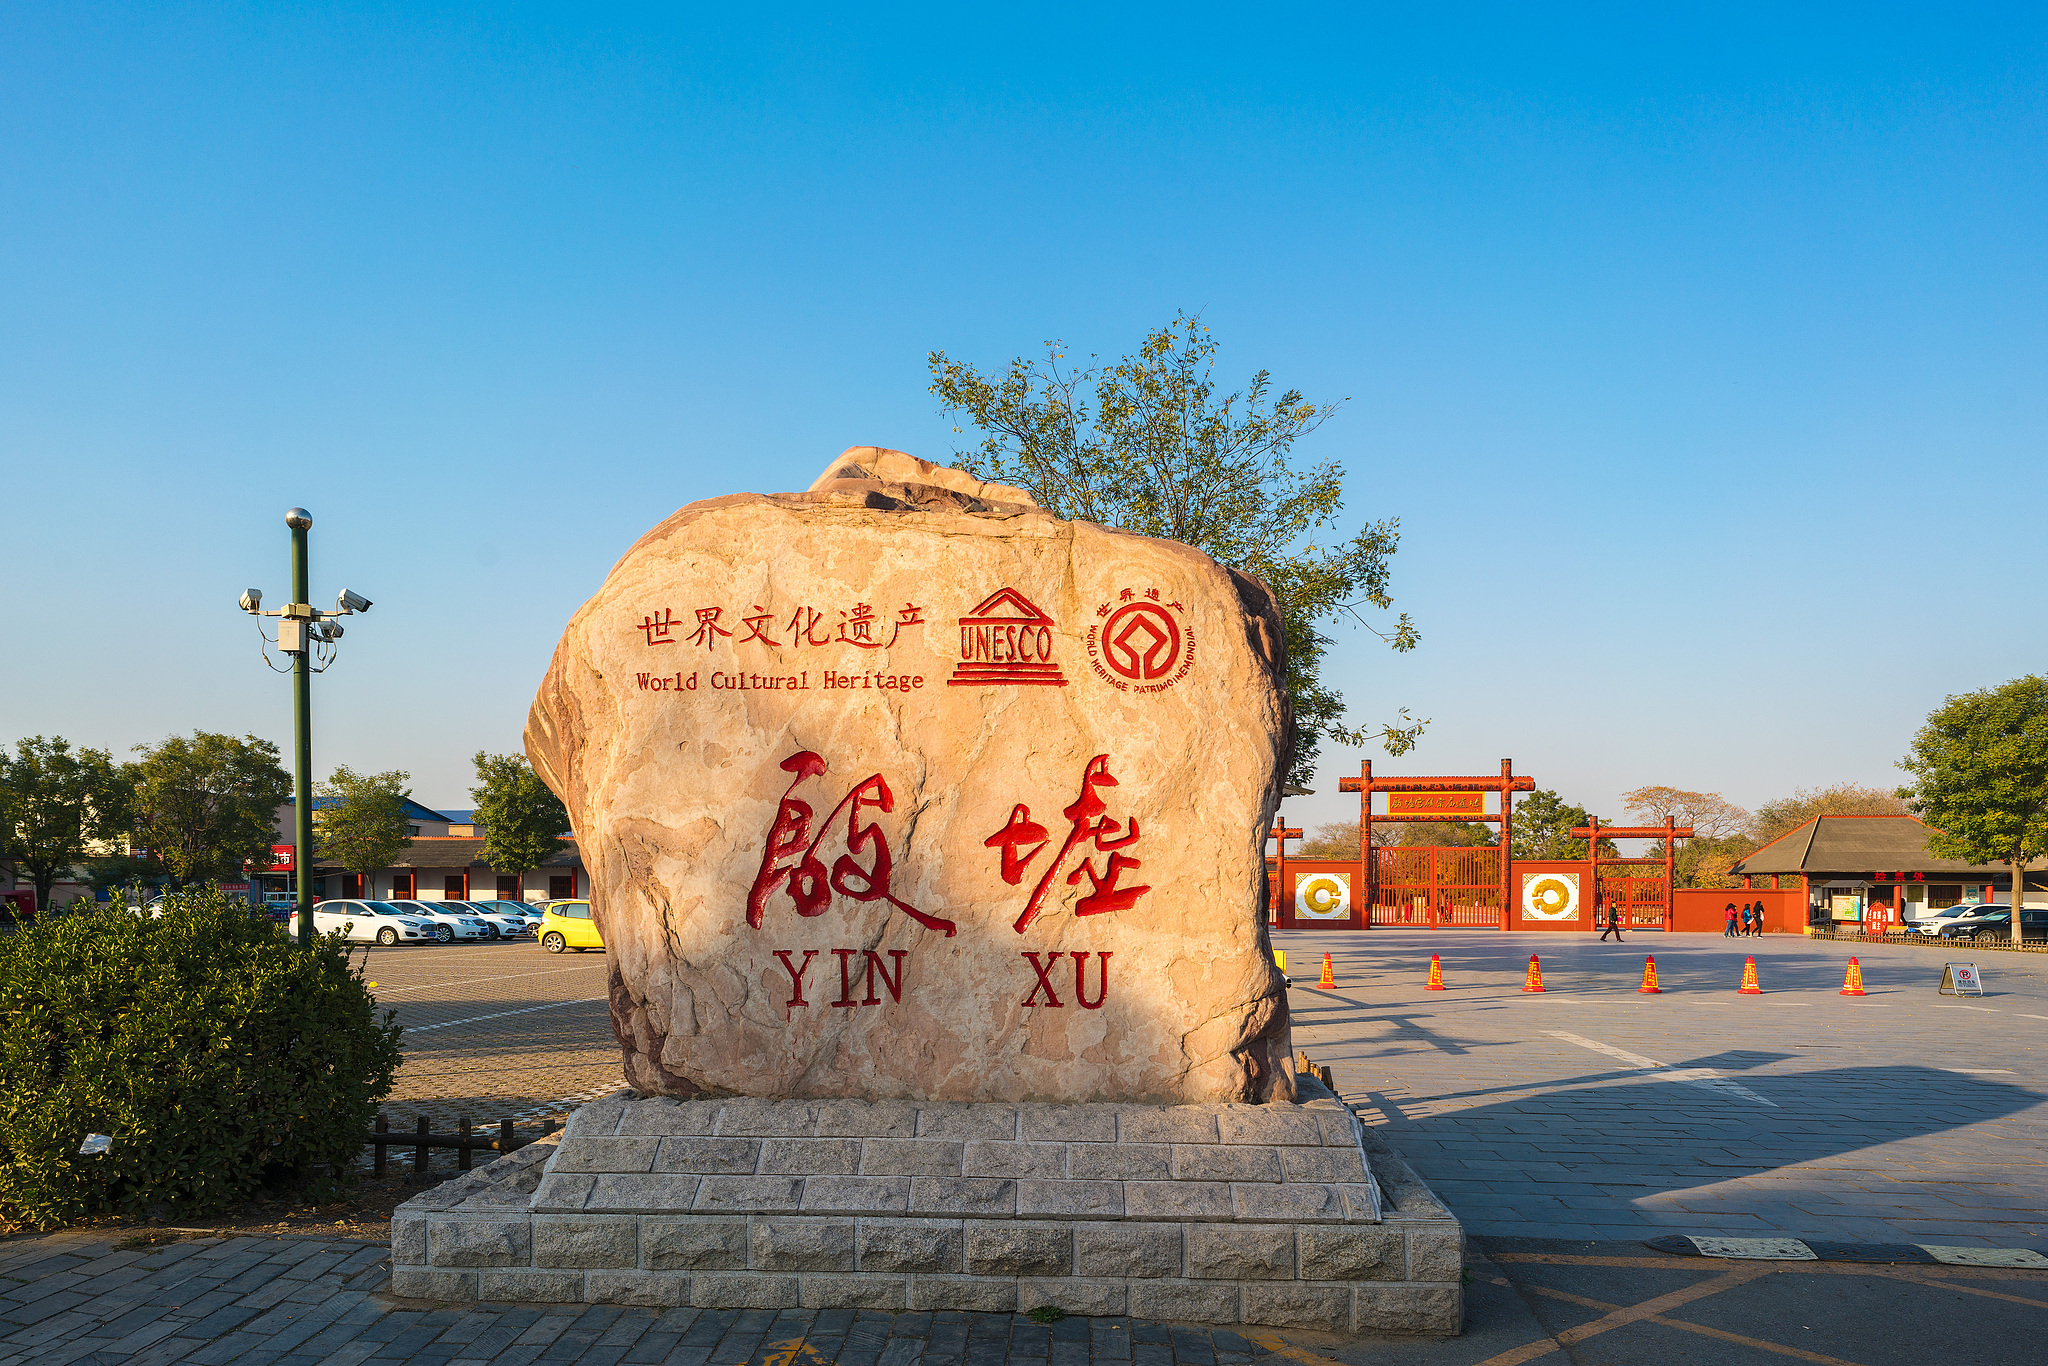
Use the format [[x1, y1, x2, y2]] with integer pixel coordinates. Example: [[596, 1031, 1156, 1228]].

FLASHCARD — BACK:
[[392, 450, 1462, 1332]]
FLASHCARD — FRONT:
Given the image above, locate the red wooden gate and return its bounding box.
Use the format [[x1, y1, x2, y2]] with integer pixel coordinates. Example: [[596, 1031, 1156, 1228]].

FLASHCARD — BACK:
[[1370, 847, 1503, 928], [1595, 858, 1670, 929]]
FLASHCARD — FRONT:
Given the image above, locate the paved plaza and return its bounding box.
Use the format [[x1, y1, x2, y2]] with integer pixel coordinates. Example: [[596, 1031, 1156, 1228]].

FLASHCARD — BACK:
[[1278, 928, 2048, 1248], [6, 932, 2048, 1362], [356, 942, 618, 1135]]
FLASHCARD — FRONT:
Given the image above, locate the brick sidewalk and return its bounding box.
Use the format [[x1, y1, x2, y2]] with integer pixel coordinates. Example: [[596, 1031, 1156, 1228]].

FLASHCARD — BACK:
[[0, 1230, 1319, 1366], [9, 1226, 2046, 1365]]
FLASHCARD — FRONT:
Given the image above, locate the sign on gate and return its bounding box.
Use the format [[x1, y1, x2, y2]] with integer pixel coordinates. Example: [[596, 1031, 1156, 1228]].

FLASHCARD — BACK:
[[1294, 872, 1351, 921], [1386, 791, 1485, 815], [1939, 962, 1984, 996], [1521, 871, 1580, 921]]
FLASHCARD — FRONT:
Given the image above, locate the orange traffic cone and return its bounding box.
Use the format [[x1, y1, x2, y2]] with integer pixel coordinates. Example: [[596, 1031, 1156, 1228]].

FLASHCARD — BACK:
[[1738, 955, 1762, 994], [1839, 957, 1867, 996], [1317, 953, 1335, 989], [1638, 955, 1662, 994], [1424, 952, 1446, 991], [1521, 954, 1546, 993]]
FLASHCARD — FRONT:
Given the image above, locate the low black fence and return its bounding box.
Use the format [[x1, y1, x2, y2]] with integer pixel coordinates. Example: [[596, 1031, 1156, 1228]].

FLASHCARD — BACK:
[[366, 1113, 562, 1176], [1804, 927, 2048, 954]]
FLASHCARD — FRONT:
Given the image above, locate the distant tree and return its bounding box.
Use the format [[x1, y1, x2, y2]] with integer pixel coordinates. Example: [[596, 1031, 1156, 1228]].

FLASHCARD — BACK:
[[1618, 785, 1756, 888], [316, 766, 414, 878], [0, 737, 130, 912], [473, 753, 570, 902], [1899, 677, 2048, 929], [80, 851, 162, 903], [1295, 821, 1358, 860], [1618, 786, 1753, 840], [1397, 821, 1496, 847], [128, 733, 292, 887], [1751, 782, 1910, 848], [931, 314, 1423, 787], [1294, 820, 1403, 860], [1508, 790, 1614, 861]]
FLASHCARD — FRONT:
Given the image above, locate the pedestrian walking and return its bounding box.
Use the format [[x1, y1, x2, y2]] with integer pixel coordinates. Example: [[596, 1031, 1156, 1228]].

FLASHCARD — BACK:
[[1600, 899, 1624, 941], [1741, 902, 1756, 936], [1724, 903, 1739, 937]]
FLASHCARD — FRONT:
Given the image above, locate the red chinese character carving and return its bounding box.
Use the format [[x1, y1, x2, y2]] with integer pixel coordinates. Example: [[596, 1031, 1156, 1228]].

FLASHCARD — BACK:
[[747, 750, 956, 936], [995, 754, 1150, 934], [894, 602, 927, 639], [1145, 587, 1160, 601], [984, 804, 1050, 884], [1118, 588, 1134, 602], [739, 607, 782, 647], [786, 606, 832, 646], [638, 608, 679, 645], [688, 607, 733, 649], [838, 603, 881, 648]]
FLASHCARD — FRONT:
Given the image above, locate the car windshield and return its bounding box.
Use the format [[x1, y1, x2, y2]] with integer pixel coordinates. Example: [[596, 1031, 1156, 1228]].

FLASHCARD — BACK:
[[360, 902, 405, 915]]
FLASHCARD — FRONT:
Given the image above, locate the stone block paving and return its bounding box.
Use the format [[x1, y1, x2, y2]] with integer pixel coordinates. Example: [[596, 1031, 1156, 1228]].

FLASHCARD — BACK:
[[1278, 928, 2048, 1247]]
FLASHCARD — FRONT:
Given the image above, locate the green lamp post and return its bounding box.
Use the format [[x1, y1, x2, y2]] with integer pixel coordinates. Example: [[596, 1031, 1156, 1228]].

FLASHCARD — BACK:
[[240, 507, 372, 947]]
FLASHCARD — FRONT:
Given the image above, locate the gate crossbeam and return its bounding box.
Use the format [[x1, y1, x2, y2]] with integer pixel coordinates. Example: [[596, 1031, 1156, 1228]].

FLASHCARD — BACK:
[[1571, 817, 1694, 927], [1338, 760, 1536, 929]]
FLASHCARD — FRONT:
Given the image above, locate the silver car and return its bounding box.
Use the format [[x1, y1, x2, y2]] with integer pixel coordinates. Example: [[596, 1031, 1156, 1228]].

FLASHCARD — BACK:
[[384, 900, 496, 943], [448, 900, 537, 938]]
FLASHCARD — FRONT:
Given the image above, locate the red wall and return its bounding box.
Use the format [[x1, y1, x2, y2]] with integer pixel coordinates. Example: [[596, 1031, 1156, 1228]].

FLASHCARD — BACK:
[[1264, 859, 1811, 933], [1671, 888, 1806, 934]]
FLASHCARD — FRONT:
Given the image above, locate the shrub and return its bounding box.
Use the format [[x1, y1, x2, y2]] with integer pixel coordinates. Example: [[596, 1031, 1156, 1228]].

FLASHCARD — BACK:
[[0, 886, 402, 1229]]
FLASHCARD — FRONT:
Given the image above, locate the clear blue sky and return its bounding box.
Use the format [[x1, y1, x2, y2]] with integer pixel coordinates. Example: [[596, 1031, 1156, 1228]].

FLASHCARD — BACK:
[[4, 5, 2043, 834]]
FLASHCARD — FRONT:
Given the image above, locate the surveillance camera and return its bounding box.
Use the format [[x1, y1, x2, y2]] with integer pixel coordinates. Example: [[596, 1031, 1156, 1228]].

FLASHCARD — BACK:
[[337, 589, 372, 614], [314, 621, 343, 642], [239, 588, 263, 613]]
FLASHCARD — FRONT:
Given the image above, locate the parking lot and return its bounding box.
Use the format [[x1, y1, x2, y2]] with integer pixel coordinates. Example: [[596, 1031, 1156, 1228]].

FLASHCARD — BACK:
[[357, 938, 620, 1136]]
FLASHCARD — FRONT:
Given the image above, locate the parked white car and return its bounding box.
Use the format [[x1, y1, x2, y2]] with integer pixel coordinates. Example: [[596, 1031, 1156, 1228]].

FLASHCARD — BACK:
[[448, 900, 537, 938], [385, 900, 496, 942], [288, 899, 437, 946], [1913, 904, 1998, 936]]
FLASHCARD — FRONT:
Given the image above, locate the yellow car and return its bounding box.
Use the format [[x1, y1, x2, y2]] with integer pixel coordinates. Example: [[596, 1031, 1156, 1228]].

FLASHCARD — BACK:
[[538, 900, 604, 953]]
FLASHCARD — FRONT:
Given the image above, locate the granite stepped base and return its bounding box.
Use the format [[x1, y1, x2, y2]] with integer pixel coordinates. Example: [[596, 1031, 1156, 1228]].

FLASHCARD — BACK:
[[391, 1087, 1462, 1334]]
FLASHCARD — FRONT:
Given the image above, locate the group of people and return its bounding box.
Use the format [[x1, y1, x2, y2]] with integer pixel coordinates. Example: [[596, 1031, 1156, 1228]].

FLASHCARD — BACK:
[[1723, 902, 1767, 936]]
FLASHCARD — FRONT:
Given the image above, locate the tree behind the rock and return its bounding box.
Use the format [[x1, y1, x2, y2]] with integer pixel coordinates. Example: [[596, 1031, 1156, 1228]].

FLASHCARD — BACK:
[[316, 766, 414, 879], [473, 752, 570, 902], [127, 733, 292, 887], [930, 314, 1422, 787], [0, 736, 129, 912]]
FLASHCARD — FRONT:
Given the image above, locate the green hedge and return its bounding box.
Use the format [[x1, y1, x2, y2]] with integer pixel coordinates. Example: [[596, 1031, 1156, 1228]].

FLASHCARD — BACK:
[[0, 887, 402, 1229]]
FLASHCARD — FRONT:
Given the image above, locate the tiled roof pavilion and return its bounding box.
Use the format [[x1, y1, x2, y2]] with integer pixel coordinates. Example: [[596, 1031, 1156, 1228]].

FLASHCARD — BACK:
[[1730, 814, 2046, 877]]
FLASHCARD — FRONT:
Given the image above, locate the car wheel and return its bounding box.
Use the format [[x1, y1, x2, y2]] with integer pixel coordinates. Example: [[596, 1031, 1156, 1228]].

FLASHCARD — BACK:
[[542, 932, 567, 954], [436, 924, 454, 943], [376, 927, 398, 946]]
